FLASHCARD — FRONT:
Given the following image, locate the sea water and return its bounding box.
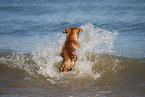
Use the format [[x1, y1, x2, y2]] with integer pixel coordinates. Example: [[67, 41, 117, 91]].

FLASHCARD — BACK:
[[0, 0, 145, 97]]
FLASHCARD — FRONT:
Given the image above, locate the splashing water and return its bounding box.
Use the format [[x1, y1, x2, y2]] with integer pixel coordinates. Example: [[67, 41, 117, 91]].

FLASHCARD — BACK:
[[32, 23, 118, 80], [74, 23, 118, 79], [0, 23, 118, 85]]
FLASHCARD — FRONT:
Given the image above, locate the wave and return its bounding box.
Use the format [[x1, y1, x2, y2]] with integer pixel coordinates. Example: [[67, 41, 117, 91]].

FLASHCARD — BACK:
[[0, 23, 144, 89], [0, 52, 145, 89]]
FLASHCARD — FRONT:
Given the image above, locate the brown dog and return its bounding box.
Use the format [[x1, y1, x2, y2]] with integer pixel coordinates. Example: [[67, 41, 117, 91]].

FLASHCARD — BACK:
[[60, 27, 83, 72]]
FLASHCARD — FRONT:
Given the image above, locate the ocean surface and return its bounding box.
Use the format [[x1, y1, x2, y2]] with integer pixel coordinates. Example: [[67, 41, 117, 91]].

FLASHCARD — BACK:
[[0, 0, 145, 97]]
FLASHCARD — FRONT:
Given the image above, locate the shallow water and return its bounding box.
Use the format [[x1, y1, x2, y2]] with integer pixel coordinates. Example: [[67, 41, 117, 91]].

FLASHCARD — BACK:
[[0, 53, 145, 97], [0, 0, 145, 97]]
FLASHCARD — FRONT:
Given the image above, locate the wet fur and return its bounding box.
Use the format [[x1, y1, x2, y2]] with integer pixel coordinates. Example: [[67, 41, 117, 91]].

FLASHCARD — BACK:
[[60, 27, 83, 72]]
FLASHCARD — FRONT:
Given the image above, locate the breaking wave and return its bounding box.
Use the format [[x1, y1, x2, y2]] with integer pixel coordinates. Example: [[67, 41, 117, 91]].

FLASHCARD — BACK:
[[2, 23, 144, 89]]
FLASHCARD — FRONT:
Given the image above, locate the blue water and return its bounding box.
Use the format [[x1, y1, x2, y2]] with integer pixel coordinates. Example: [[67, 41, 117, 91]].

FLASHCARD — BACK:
[[0, 0, 145, 58], [0, 0, 145, 97]]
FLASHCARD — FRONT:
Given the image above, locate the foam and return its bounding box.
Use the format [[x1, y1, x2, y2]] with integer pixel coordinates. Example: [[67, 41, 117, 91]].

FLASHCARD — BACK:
[[0, 23, 118, 84], [32, 23, 118, 80]]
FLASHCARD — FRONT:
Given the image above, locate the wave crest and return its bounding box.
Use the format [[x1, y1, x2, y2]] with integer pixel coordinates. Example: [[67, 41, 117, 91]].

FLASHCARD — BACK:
[[0, 23, 119, 87]]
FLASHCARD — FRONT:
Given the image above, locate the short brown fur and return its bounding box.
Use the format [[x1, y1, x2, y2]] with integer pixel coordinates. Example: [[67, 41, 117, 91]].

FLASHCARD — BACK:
[[60, 27, 83, 72]]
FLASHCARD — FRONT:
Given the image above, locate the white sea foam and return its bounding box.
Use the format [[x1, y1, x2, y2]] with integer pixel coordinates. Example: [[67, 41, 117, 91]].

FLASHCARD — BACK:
[[32, 23, 118, 81], [0, 23, 118, 84]]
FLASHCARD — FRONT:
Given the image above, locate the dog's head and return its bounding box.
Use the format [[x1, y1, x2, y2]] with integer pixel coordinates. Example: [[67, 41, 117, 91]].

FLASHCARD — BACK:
[[63, 27, 83, 38]]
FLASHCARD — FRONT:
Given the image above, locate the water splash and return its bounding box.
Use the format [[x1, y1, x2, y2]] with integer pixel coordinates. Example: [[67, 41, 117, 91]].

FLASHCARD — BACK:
[[79, 23, 118, 54], [74, 23, 118, 79], [32, 23, 118, 80], [0, 23, 118, 85]]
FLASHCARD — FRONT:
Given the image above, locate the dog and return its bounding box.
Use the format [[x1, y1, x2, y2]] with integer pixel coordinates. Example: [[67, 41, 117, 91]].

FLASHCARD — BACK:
[[60, 27, 83, 72]]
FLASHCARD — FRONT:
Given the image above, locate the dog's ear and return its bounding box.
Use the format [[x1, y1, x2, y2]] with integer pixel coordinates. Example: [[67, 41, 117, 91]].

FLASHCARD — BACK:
[[77, 27, 83, 32], [63, 28, 70, 33]]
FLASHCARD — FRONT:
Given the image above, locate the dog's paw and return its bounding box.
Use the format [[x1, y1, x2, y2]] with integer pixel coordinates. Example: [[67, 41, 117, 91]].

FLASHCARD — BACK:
[[70, 55, 77, 61]]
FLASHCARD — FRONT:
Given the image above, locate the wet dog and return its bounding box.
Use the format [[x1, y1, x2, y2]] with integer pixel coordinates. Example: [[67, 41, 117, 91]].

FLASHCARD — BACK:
[[60, 27, 83, 72]]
